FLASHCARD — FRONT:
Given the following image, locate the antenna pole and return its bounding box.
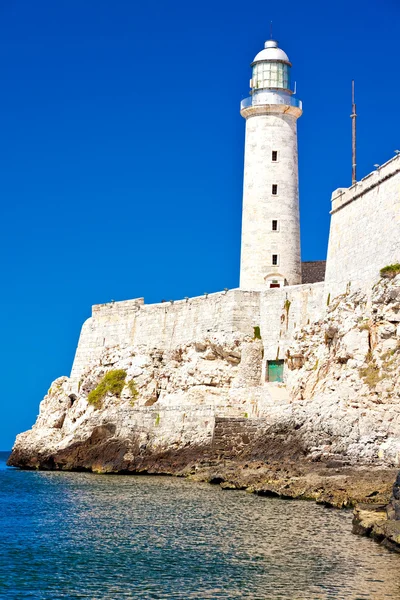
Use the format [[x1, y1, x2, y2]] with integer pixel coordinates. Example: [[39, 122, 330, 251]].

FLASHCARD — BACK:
[[351, 80, 357, 185], [270, 21, 273, 39]]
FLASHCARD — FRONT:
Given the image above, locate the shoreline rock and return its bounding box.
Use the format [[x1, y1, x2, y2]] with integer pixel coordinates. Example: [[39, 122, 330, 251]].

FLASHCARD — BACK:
[[353, 471, 400, 552]]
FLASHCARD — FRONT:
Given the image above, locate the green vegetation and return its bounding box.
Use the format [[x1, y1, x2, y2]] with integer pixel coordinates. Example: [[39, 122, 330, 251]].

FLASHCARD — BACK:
[[283, 299, 291, 315], [283, 299, 291, 331], [359, 362, 382, 389], [127, 379, 139, 406], [87, 369, 127, 408], [155, 413, 161, 426], [253, 326, 262, 340], [358, 349, 391, 389], [359, 321, 370, 331], [380, 264, 400, 279], [243, 412, 249, 418], [326, 293, 331, 306]]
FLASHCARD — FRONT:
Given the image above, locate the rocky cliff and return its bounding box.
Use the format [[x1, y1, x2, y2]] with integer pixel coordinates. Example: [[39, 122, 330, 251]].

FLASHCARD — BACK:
[[285, 274, 400, 465], [8, 276, 400, 507]]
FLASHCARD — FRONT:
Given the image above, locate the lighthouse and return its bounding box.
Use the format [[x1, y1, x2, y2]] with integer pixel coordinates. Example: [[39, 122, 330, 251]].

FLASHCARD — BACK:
[[239, 38, 302, 290]]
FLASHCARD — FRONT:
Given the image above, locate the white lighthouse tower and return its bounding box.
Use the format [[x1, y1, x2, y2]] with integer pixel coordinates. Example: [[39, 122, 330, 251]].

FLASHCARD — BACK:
[[239, 38, 302, 290]]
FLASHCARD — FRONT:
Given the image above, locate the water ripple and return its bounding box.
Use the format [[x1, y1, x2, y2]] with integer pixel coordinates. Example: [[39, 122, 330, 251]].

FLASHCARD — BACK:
[[1, 453, 400, 599]]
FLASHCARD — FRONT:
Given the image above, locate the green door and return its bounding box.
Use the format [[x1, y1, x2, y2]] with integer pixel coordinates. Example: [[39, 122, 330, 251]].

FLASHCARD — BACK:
[[268, 360, 284, 382]]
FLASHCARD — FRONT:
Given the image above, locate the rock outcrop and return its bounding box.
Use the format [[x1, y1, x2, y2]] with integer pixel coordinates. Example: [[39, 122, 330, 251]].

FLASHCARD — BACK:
[[353, 472, 400, 553], [285, 274, 400, 465], [8, 276, 400, 511]]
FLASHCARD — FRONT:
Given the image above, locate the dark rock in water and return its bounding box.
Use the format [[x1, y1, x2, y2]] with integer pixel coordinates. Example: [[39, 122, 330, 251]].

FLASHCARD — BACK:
[[353, 471, 400, 552]]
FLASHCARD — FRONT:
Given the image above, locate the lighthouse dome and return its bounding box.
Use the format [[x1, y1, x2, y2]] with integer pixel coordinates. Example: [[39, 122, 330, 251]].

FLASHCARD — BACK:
[[251, 39, 292, 92], [252, 40, 290, 65]]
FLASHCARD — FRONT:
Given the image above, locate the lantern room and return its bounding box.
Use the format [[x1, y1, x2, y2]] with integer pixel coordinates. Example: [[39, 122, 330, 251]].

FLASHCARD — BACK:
[[250, 40, 292, 93]]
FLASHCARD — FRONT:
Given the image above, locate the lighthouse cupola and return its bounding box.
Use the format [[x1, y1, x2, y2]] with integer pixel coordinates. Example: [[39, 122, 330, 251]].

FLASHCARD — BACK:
[[251, 39, 292, 93], [239, 37, 302, 291]]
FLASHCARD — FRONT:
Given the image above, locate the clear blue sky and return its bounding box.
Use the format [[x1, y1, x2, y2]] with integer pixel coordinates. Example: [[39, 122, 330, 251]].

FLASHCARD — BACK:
[[1, 0, 399, 449]]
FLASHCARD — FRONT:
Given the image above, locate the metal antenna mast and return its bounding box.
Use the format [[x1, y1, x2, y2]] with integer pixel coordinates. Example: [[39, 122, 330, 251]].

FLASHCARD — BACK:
[[270, 21, 273, 39], [351, 80, 357, 185]]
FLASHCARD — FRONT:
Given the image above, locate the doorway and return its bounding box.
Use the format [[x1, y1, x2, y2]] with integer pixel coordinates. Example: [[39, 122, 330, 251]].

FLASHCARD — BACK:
[[267, 360, 284, 382]]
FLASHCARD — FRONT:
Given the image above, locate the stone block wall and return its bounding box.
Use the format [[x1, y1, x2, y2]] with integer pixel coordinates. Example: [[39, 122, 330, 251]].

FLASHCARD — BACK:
[[258, 282, 325, 374], [325, 154, 400, 298], [212, 417, 264, 458], [70, 290, 261, 385], [70, 283, 327, 389]]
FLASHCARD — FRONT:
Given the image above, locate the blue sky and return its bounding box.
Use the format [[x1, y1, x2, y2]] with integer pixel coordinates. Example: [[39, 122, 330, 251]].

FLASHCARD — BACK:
[[1, 0, 399, 449]]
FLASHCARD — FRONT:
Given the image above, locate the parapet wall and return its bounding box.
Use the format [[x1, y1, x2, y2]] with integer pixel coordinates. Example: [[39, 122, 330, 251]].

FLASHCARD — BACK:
[[70, 282, 326, 388], [325, 154, 400, 298], [70, 290, 261, 384]]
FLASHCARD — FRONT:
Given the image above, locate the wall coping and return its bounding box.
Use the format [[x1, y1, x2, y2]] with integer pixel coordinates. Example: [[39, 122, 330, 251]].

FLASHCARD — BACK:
[[331, 154, 400, 214]]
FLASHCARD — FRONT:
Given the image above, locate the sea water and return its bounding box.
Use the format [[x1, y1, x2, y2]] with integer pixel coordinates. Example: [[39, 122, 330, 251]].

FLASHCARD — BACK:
[[1, 451, 400, 599]]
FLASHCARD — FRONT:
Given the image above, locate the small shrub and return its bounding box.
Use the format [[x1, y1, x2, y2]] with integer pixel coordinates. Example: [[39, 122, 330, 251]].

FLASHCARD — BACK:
[[87, 369, 127, 408], [155, 413, 160, 426], [243, 412, 249, 418], [359, 321, 370, 331], [380, 264, 400, 279], [127, 379, 139, 406], [253, 326, 261, 340]]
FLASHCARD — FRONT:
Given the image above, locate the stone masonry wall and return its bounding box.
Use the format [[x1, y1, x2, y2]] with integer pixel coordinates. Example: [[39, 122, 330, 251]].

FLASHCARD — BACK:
[[70, 290, 261, 386], [70, 283, 326, 391], [258, 282, 325, 377], [325, 154, 400, 298], [212, 417, 264, 459]]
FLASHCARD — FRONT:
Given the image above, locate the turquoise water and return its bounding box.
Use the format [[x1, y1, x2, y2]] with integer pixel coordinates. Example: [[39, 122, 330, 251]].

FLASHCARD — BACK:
[[1, 452, 400, 599]]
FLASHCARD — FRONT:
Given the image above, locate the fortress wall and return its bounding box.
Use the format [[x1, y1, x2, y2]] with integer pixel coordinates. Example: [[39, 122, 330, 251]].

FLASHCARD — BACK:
[[325, 155, 400, 299], [70, 283, 326, 389], [258, 282, 325, 371], [70, 290, 261, 385]]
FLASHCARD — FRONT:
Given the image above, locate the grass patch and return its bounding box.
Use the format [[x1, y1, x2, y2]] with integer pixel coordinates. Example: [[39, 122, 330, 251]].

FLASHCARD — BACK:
[[380, 264, 400, 279], [87, 369, 127, 408], [155, 413, 161, 426], [253, 326, 261, 340], [359, 363, 382, 388]]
